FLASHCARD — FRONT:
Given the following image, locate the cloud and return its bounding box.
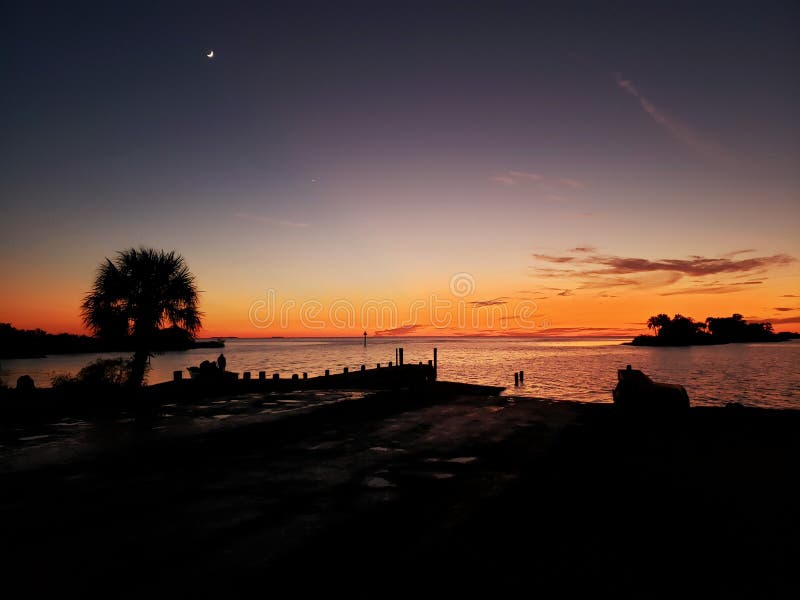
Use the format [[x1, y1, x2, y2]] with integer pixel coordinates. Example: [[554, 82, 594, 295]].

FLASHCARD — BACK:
[[469, 298, 509, 307], [491, 170, 543, 186], [534, 251, 794, 277], [532, 254, 575, 263], [234, 212, 309, 228], [570, 246, 596, 253], [491, 170, 585, 191], [557, 289, 574, 296], [722, 249, 757, 258], [774, 307, 796, 312], [782, 294, 800, 298], [757, 316, 800, 325], [535, 326, 642, 336], [615, 74, 729, 161], [530, 248, 794, 296], [373, 324, 423, 337], [659, 281, 763, 296]]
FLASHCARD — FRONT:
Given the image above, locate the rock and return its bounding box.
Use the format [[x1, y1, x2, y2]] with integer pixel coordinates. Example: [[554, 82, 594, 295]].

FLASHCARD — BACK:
[[612, 365, 689, 414], [16, 375, 35, 392]]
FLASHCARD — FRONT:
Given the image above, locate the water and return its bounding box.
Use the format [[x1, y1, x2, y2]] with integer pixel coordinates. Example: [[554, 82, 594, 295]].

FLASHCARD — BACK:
[[3, 337, 799, 409]]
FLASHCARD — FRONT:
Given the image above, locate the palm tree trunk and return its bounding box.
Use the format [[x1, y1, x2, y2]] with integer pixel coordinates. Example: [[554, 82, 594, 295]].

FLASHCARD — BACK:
[[129, 349, 150, 387]]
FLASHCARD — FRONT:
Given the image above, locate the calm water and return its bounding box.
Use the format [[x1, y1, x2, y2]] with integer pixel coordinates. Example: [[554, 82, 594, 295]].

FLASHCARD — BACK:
[[3, 337, 799, 409]]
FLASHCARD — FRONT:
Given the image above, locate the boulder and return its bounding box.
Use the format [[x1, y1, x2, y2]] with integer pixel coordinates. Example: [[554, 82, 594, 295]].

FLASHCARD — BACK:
[[612, 365, 689, 413]]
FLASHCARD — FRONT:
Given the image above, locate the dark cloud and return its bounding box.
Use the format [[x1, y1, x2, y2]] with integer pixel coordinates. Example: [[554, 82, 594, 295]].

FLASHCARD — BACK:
[[530, 250, 793, 295], [774, 307, 795, 312], [532, 254, 575, 263], [586, 255, 791, 277], [557, 289, 574, 296], [533, 252, 793, 277], [469, 298, 509, 308], [570, 246, 596, 253], [373, 324, 423, 337], [755, 316, 800, 325], [536, 326, 641, 335], [722, 249, 757, 258], [659, 281, 763, 296], [782, 294, 800, 298], [744, 315, 800, 325]]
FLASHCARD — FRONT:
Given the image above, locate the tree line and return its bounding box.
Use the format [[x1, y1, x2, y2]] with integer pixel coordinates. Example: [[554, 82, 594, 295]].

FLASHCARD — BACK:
[[633, 313, 797, 346]]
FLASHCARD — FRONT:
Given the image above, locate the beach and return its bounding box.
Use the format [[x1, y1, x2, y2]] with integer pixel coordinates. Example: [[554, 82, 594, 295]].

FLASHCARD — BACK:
[[1, 386, 797, 598]]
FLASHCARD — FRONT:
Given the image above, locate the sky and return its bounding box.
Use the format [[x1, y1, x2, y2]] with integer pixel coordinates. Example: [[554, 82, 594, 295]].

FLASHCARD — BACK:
[[1, 0, 799, 337]]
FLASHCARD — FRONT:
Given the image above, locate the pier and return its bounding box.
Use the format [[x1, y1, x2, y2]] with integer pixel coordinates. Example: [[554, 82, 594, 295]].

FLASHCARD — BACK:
[[159, 347, 503, 400]]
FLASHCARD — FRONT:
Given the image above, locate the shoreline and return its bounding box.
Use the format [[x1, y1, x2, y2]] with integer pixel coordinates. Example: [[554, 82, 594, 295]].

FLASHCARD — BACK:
[[1, 387, 797, 597]]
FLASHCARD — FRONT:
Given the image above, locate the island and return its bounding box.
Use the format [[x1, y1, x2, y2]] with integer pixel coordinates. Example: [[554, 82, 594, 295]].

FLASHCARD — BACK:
[[631, 313, 799, 346]]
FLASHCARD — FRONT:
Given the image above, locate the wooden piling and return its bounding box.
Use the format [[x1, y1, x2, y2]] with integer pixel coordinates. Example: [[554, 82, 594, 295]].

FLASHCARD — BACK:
[[376, 363, 381, 369], [428, 359, 433, 367], [273, 373, 279, 380], [173, 370, 182, 381], [243, 371, 251, 380], [361, 364, 366, 371], [519, 370, 524, 384], [303, 372, 308, 380], [388, 361, 393, 367], [514, 372, 519, 386], [292, 374, 299, 381], [258, 371, 266, 380], [399, 348, 404, 366], [434, 347, 438, 370], [344, 367, 349, 375], [325, 369, 330, 377]]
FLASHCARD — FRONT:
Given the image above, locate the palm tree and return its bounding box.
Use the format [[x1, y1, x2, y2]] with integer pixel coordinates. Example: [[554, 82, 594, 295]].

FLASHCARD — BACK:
[[646, 313, 671, 336], [81, 248, 202, 386]]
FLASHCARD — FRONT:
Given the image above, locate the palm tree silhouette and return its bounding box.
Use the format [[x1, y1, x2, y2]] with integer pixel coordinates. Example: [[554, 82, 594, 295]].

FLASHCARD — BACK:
[[81, 248, 201, 386], [646, 313, 671, 336]]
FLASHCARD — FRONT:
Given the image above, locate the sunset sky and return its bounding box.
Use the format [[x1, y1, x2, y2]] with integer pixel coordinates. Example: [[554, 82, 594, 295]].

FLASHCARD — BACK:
[[2, 1, 799, 337]]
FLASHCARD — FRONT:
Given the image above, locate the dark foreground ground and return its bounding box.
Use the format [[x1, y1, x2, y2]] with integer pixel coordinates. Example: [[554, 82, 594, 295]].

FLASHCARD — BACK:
[[1, 389, 798, 598]]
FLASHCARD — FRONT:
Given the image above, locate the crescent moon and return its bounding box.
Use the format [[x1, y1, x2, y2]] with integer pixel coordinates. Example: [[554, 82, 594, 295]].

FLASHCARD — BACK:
[[207, 50, 214, 58]]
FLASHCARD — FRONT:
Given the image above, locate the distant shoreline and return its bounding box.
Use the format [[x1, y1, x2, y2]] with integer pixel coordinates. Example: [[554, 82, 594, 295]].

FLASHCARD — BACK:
[[629, 332, 799, 347]]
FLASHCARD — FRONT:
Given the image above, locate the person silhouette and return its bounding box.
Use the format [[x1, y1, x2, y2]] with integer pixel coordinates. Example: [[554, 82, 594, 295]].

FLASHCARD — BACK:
[[217, 353, 227, 372]]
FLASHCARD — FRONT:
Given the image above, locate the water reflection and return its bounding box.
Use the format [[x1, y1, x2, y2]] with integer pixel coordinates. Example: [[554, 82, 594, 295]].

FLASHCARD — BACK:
[[2, 337, 798, 408]]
